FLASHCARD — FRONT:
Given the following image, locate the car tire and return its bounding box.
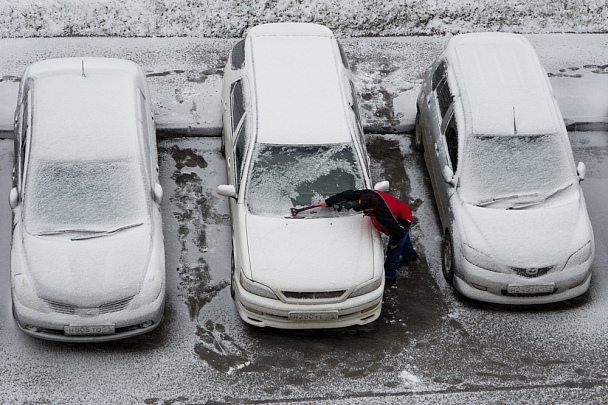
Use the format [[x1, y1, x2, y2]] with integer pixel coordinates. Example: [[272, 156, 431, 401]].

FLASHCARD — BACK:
[[442, 231, 455, 285], [221, 136, 226, 158], [414, 111, 424, 153], [230, 252, 236, 300]]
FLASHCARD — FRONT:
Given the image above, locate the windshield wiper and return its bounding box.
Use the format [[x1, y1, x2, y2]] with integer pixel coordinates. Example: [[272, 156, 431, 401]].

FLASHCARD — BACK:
[[70, 222, 144, 241], [475, 192, 540, 207], [507, 182, 574, 210], [35, 228, 104, 236]]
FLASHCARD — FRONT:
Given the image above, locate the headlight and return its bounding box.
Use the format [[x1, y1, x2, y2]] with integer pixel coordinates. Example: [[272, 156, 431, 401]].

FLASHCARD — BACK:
[[350, 276, 383, 298], [566, 241, 592, 267], [462, 243, 497, 271], [239, 271, 278, 300], [131, 271, 163, 309], [13, 274, 47, 312]]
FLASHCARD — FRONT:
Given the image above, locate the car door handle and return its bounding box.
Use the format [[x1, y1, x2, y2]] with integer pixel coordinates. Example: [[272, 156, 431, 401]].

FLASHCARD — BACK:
[[434, 143, 440, 157]]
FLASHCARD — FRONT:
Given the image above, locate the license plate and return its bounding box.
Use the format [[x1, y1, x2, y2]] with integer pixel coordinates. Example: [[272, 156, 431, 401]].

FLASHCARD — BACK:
[[288, 312, 338, 321], [64, 324, 115, 336], [507, 284, 555, 294]]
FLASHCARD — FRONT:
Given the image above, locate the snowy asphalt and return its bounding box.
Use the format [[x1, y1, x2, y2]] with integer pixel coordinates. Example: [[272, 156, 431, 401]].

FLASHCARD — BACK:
[[1, 36, 608, 403]]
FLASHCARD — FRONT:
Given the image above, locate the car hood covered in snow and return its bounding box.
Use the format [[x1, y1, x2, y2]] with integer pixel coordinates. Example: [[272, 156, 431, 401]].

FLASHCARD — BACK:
[[22, 227, 152, 306], [245, 214, 380, 291], [459, 193, 593, 268]]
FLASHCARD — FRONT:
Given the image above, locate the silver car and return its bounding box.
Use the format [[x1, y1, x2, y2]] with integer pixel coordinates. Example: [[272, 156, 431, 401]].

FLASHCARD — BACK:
[[415, 33, 594, 304], [10, 57, 166, 341]]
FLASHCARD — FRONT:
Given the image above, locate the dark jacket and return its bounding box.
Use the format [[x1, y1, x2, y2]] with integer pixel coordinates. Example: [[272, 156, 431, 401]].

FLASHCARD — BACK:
[[325, 189, 412, 246]]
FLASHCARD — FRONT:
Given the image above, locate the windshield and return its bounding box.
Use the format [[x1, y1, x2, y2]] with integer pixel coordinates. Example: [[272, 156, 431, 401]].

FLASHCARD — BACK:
[[23, 158, 149, 234], [246, 143, 365, 217], [460, 134, 575, 205]]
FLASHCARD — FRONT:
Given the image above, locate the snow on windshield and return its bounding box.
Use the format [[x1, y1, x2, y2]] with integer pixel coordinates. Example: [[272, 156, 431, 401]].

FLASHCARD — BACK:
[[24, 158, 149, 233], [460, 134, 575, 204], [246, 143, 365, 217]]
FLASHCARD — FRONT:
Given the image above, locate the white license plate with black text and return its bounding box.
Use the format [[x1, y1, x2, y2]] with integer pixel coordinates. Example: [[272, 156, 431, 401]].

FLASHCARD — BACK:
[[507, 284, 555, 294], [288, 312, 338, 321], [64, 324, 115, 336]]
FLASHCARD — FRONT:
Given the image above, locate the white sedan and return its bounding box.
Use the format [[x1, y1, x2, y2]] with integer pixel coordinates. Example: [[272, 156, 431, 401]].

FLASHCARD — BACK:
[[10, 57, 166, 341]]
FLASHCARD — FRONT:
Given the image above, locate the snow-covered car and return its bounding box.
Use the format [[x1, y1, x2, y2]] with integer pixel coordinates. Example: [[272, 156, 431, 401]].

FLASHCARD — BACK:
[[216, 23, 387, 328], [415, 33, 594, 304], [9, 57, 166, 341]]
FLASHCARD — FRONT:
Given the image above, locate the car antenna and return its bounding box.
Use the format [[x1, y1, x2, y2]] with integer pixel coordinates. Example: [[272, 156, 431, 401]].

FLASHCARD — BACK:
[[81, 60, 86, 78], [513, 106, 517, 134]]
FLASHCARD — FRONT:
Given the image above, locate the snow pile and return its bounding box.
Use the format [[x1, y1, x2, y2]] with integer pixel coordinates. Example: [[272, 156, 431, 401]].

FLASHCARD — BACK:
[[1, 0, 607, 38]]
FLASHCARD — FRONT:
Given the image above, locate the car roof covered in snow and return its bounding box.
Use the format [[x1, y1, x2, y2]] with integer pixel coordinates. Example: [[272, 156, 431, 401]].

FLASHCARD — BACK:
[[446, 33, 563, 136], [247, 23, 352, 145], [26, 57, 144, 160]]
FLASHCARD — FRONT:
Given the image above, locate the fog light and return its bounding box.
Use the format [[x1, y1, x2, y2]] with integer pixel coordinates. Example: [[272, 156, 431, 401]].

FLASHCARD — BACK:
[[139, 321, 154, 329], [24, 325, 39, 332], [470, 283, 487, 291]]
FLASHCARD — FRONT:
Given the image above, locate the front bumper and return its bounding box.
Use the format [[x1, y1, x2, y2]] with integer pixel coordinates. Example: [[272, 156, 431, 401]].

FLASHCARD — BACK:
[[12, 284, 166, 343], [454, 258, 592, 304], [234, 282, 384, 329]]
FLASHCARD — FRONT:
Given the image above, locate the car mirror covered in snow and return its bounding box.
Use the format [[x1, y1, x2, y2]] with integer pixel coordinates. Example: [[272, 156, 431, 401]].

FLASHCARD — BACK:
[[153, 183, 163, 204], [442, 165, 455, 186], [217, 184, 237, 199], [373, 180, 389, 192], [9, 187, 18, 209], [577, 162, 586, 181]]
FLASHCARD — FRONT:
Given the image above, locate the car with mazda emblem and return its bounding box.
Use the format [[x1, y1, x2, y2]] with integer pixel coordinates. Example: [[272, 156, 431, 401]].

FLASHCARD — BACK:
[[415, 33, 595, 304]]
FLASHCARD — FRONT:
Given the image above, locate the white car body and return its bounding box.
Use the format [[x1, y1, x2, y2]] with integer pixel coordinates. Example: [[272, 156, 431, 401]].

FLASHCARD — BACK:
[[217, 23, 386, 328], [10, 57, 166, 341], [415, 33, 594, 304]]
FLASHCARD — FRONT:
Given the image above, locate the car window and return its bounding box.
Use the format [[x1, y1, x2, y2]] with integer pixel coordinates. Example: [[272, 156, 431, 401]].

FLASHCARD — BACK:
[[230, 79, 246, 134], [23, 158, 149, 234], [432, 60, 447, 91], [137, 89, 152, 179], [337, 40, 349, 69], [432, 60, 453, 120], [444, 113, 459, 171], [459, 133, 575, 205], [246, 143, 365, 217], [435, 78, 453, 120], [233, 115, 250, 189], [230, 39, 246, 70], [16, 87, 31, 191]]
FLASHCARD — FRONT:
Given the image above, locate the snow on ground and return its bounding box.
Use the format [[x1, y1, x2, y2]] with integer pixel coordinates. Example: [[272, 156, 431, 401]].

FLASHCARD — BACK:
[[1, 0, 608, 38]]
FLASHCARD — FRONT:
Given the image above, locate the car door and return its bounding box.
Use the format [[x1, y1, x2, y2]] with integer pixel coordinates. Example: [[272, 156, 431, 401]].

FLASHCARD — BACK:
[[426, 60, 455, 226], [435, 107, 459, 229]]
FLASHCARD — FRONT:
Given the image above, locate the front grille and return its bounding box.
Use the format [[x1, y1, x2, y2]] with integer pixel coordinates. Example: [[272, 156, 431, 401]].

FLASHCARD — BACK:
[[282, 290, 346, 300], [43, 296, 134, 315], [100, 296, 134, 314], [511, 266, 553, 278], [43, 300, 77, 315]]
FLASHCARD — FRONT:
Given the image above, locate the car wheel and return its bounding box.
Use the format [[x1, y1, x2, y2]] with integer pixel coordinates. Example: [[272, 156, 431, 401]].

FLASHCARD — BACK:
[[221, 136, 226, 158], [230, 252, 236, 300], [442, 231, 455, 285], [414, 111, 424, 153]]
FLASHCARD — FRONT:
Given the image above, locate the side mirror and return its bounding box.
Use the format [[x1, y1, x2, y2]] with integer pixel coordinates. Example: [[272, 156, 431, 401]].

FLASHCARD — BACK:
[[9, 187, 19, 209], [217, 184, 237, 199], [577, 162, 586, 181], [153, 183, 163, 204], [373, 180, 389, 192], [442, 166, 455, 186]]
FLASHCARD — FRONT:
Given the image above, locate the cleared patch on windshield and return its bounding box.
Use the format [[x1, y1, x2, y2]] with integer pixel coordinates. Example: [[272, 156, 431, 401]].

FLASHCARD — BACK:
[[246, 143, 364, 217]]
